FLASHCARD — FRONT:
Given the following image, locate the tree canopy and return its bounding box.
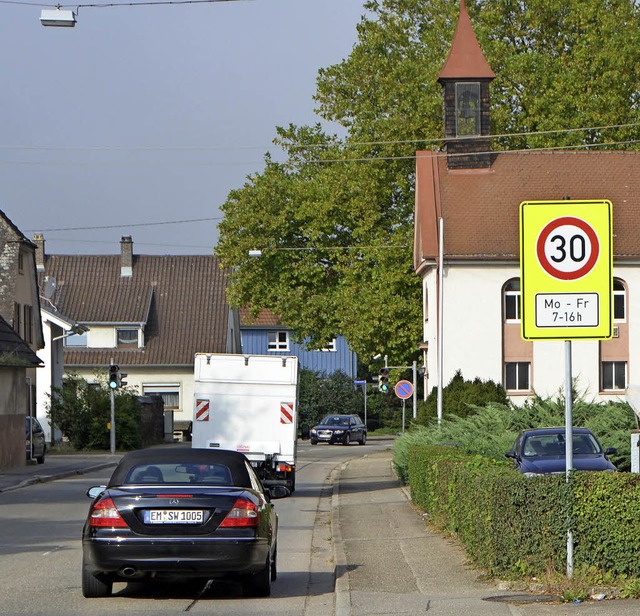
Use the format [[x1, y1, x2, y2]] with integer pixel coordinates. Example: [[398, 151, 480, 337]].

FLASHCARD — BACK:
[[215, 0, 640, 366]]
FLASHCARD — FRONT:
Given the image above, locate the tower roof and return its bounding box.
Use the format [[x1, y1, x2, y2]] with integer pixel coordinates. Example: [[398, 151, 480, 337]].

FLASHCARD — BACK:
[[438, 0, 495, 81]]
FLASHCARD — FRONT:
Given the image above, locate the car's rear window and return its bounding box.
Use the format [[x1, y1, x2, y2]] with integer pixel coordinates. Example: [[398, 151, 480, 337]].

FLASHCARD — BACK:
[[124, 462, 233, 485], [523, 433, 601, 457]]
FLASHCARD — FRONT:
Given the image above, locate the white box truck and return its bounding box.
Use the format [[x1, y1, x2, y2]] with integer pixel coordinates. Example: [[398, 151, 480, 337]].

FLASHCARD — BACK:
[[191, 353, 299, 492]]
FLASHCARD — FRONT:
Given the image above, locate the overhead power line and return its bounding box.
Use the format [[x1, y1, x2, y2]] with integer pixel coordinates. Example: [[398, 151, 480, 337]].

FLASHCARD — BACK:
[[24, 215, 221, 233], [0, 0, 249, 8], [0, 122, 637, 154]]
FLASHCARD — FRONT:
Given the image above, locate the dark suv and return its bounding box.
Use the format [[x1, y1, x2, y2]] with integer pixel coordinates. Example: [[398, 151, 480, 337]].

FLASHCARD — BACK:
[[310, 414, 367, 445]]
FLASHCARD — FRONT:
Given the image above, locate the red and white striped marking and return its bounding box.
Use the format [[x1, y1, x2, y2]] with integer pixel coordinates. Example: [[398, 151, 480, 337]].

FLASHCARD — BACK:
[[280, 402, 294, 424], [195, 399, 210, 422]]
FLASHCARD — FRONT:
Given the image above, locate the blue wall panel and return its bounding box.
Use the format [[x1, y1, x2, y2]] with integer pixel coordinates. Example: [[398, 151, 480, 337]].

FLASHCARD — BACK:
[[240, 329, 356, 378]]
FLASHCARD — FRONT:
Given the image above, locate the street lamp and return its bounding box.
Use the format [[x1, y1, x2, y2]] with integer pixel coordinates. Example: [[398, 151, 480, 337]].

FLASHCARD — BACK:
[[40, 8, 77, 27]]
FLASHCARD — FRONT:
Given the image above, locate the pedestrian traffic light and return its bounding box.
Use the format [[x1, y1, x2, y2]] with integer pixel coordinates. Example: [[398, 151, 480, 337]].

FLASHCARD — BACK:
[[108, 364, 119, 389], [379, 368, 389, 393]]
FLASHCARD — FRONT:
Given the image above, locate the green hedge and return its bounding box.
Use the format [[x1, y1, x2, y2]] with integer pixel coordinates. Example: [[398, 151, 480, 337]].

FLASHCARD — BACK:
[[407, 445, 640, 579]]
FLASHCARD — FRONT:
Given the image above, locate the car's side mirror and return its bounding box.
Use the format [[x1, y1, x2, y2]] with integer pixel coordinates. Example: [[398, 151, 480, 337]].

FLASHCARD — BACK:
[[267, 485, 291, 500], [605, 447, 618, 456], [505, 451, 516, 459], [86, 485, 106, 499]]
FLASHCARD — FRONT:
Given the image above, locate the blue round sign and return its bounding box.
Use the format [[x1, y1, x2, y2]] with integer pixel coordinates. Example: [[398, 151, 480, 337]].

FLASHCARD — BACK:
[[395, 380, 414, 399]]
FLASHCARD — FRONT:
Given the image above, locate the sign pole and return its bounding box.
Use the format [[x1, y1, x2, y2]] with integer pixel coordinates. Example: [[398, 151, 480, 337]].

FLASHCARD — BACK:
[[520, 200, 612, 582], [565, 340, 574, 578]]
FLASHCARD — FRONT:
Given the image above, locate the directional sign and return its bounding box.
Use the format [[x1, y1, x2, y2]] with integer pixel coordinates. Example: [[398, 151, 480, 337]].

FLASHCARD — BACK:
[[520, 200, 613, 340], [395, 380, 414, 399]]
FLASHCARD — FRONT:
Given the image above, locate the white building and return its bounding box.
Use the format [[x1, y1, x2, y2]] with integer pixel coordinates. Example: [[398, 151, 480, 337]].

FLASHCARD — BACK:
[[414, 2, 638, 403]]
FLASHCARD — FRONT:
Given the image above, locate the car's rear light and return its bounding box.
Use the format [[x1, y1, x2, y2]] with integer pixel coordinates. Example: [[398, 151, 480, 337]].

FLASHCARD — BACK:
[[89, 497, 129, 528], [219, 497, 259, 527], [277, 463, 293, 473]]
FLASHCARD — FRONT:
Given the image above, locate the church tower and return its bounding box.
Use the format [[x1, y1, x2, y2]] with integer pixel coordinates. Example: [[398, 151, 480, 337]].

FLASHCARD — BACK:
[[437, 0, 495, 169]]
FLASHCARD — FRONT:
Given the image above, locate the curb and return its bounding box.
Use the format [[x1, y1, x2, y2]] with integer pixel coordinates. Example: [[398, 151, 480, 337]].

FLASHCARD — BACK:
[[332, 461, 350, 616]]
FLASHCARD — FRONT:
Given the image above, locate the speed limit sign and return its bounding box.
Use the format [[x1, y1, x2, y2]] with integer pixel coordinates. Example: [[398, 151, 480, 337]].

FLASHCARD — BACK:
[[520, 200, 612, 340]]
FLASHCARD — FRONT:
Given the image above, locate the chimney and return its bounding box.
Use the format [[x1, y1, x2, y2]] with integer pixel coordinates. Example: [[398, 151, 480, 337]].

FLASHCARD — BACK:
[[120, 236, 133, 278], [33, 233, 45, 271]]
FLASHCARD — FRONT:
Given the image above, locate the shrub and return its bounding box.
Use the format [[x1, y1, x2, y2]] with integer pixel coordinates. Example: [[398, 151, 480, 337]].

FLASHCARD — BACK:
[[47, 373, 142, 450], [417, 370, 508, 424]]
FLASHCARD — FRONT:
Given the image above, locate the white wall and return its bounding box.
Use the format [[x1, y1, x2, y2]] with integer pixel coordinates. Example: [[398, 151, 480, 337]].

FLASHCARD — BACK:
[[422, 262, 634, 404]]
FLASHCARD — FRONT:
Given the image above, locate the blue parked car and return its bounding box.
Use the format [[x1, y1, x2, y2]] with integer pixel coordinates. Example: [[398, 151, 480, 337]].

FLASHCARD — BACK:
[[505, 427, 617, 477]]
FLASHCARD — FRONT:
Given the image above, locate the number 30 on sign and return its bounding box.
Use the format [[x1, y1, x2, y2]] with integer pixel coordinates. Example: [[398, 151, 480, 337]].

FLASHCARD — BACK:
[[519, 200, 613, 341]]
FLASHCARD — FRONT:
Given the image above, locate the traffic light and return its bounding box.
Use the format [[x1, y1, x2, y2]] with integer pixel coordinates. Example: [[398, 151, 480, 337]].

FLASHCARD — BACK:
[[108, 364, 119, 389], [378, 368, 389, 393], [119, 371, 128, 387]]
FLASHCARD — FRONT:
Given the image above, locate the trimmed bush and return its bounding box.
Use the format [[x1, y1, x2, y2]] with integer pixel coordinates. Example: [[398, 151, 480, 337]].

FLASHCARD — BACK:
[[407, 444, 640, 580]]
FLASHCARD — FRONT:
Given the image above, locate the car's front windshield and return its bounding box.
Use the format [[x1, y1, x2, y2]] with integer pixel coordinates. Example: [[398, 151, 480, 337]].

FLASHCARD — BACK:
[[321, 416, 348, 426]]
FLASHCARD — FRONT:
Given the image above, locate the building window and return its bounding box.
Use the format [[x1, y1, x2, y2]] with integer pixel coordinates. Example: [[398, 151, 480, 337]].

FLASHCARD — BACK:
[[601, 361, 626, 392], [18, 252, 24, 273], [455, 82, 481, 136], [13, 302, 21, 336], [268, 331, 289, 351], [143, 385, 180, 410], [23, 305, 33, 344], [321, 338, 337, 352], [117, 328, 138, 348], [505, 362, 530, 392], [65, 331, 88, 347], [613, 279, 626, 322], [504, 279, 521, 322]]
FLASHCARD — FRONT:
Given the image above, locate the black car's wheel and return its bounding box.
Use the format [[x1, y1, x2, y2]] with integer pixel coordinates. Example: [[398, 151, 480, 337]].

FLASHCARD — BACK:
[[36, 446, 46, 464], [82, 560, 112, 598], [359, 433, 367, 446], [310, 439, 318, 445], [271, 547, 278, 581], [343, 433, 350, 446], [243, 553, 272, 597]]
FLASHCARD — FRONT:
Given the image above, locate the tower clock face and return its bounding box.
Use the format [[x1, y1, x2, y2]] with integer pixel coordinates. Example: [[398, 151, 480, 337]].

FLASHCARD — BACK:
[[455, 82, 480, 136]]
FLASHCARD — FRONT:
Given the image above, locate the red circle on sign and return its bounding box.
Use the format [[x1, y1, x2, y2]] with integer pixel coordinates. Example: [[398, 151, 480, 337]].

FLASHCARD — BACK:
[[536, 216, 599, 281], [395, 380, 413, 399]]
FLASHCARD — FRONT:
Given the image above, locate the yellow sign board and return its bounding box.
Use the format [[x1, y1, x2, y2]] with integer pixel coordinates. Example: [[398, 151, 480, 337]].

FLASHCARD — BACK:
[[519, 200, 613, 340]]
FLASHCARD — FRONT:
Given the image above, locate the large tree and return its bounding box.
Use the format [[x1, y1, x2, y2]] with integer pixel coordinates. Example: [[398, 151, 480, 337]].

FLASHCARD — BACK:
[[216, 0, 640, 365]]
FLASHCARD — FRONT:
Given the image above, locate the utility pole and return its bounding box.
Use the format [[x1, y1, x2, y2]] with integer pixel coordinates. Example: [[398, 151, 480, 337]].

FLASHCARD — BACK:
[[109, 358, 116, 454]]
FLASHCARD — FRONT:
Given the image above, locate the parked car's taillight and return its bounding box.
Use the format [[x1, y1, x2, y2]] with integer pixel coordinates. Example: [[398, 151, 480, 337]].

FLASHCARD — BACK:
[[219, 497, 259, 527], [89, 497, 129, 528]]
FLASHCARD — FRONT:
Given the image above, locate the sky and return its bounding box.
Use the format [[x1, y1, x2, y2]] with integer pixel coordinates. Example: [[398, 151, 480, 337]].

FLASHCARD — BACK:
[[0, 0, 366, 255]]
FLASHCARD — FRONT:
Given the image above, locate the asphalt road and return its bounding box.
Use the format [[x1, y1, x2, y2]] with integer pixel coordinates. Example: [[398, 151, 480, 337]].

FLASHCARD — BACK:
[[0, 439, 389, 616]]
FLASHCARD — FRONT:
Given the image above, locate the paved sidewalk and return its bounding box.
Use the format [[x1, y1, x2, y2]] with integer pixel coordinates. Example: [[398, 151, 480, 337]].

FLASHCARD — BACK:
[[331, 449, 640, 616], [0, 452, 120, 493]]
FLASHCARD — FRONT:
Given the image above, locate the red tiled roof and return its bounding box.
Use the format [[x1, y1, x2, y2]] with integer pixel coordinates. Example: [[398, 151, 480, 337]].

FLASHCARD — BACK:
[[415, 150, 640, 265], [239, 308, 283, 327], [40, 254, 231, 366]]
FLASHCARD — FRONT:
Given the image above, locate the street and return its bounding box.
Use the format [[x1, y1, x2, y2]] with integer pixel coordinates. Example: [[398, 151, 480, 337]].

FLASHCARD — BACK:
[[0, 440, 387, 616]]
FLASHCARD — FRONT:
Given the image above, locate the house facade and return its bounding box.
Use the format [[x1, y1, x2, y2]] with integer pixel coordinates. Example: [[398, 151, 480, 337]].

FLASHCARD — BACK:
[[240, 309, 358, 378], [414, 2, 640, 403], [0, 210, 45, 468], [36, 236, 241, 440]]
